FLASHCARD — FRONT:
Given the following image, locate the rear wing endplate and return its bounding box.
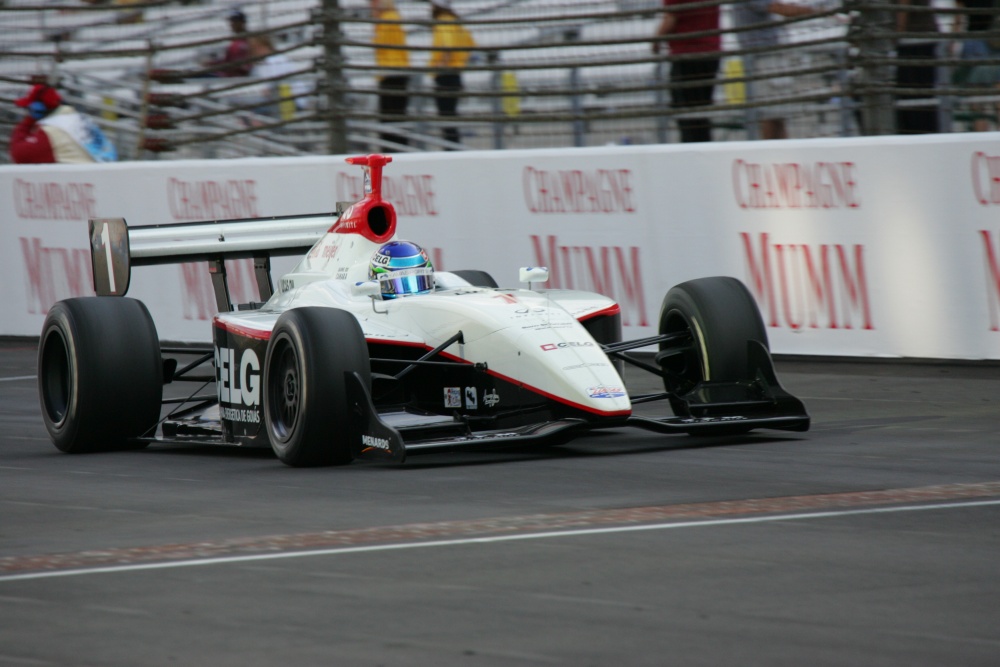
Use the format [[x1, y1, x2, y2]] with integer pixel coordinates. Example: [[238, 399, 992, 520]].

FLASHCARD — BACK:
[[89, 214, 336, 311]]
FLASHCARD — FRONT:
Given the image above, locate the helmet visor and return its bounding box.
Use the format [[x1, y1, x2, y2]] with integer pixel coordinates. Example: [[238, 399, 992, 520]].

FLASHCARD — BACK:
[[377, 267, 434, 297]]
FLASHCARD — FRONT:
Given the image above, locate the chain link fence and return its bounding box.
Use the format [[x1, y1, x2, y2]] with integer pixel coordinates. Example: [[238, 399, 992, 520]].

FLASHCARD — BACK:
[[1, 0, 998, 162]]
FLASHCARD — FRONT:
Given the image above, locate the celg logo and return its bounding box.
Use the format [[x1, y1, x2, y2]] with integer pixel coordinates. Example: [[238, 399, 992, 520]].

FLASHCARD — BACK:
[[540, 341, 594, 351], [216, 347, 260, 406]]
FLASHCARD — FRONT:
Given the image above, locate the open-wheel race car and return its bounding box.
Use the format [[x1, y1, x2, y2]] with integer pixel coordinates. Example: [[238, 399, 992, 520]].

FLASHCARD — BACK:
[[37, 154, 809, 466]]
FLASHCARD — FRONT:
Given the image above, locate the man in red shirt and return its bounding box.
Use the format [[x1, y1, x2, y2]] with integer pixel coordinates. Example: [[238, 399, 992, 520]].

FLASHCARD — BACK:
[[653, 0, 721, 142], [203, 9, 252, 77]]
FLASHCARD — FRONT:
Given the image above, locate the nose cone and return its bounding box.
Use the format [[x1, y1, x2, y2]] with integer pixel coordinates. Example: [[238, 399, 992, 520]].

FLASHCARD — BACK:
[[515, 328, 631, 416]]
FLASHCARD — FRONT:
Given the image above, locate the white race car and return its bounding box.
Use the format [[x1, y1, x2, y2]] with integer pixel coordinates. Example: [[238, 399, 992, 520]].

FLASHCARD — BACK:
[[37, 154, 809, 466]]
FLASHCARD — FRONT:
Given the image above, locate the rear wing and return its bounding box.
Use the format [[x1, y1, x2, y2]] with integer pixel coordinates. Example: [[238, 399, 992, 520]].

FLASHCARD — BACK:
[[88, 213, 337, 312]]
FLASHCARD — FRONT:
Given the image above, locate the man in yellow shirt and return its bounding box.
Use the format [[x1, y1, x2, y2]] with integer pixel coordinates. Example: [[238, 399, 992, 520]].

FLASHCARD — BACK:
[[371, 0, 410, 149], [428, 0, 475, 147]]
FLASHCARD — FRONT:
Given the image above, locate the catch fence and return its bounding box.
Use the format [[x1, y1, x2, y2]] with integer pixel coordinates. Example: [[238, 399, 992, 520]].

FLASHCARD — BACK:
[[0, 0, 998, 161]]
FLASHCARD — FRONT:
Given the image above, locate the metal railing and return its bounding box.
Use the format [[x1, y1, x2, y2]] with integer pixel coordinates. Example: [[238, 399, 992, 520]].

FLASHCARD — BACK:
[[1, 0, 998, 162]]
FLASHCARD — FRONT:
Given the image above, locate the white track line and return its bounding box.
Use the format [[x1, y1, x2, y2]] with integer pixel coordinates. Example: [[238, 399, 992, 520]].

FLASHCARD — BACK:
[[2, 498, 998, 583], [0, 376, 35, 383]]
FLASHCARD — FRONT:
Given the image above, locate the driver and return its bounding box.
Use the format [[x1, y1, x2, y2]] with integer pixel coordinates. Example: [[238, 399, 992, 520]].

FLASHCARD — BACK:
[[369, 240, 435, 298]]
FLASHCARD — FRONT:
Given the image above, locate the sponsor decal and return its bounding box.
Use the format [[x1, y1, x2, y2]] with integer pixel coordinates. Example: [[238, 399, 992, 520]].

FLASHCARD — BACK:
[[461, 432, 520, 441], [308, 242, 341, 260], [679, 416, 748, 424], [530, 235, 648, 327], [216, 346, 261, 410], [13, 179, 97, 220], [972, 151, 1000, 206], [587, 386, 626, 399], [336, 172, 438, 216], [564, 362, 610, 371], [522, 167, 636, 214], [731, 159, 861, 210], [465, 386, 478, 410], [522, 322, 574, 331], [483, 389, 500, 407], [741, 232, 873, 331], [361, 434, 391, 451], [444, 387, 461, 408], [492, 293, 519, 305], [220, 406, 260, 424], [541, 341, 594, 351], [167, 177, 258, 221]]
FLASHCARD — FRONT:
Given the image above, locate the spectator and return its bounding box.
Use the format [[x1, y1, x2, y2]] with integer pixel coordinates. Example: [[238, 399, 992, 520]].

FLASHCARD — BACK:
[[428, 0, 475, 147], [249, 35, 309, 117], [202, 9, 252, 77], [653, 0, 721, 143], [9, 84, 117, 164], [731, 1, 817, 140], [955, 0, 996, 58], [895, 0, 940, 134], [371, 0, 411, 149]]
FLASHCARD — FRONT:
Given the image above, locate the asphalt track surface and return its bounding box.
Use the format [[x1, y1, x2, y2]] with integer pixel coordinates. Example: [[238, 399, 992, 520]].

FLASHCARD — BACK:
[[1, 338, 998, 667]]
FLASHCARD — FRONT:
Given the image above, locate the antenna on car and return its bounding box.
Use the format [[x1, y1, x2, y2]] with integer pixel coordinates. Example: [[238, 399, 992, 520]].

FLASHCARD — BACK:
[[345, 154, 392, 199]]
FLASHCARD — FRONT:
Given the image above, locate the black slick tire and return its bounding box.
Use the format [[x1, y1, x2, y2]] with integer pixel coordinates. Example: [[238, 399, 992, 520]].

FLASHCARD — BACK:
[[658, 276, 768, 396], [263, 308, 371, 467], [38, 297, 163, 453]]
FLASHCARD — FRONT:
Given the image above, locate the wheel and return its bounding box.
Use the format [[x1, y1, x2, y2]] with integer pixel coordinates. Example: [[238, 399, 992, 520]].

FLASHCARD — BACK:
[[452, 270, 498, 288], [263, 308, 371, 467], [38, 297, 163, 453], [657, 276, 768, 397]]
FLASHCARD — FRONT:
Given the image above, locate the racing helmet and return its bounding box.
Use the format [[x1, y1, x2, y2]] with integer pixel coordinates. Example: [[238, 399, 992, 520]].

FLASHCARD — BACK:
[[368, 240, 435, 298]]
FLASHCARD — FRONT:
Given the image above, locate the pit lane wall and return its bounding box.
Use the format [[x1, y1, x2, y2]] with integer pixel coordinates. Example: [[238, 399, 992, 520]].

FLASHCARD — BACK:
[[2, 133, 1000, 360]]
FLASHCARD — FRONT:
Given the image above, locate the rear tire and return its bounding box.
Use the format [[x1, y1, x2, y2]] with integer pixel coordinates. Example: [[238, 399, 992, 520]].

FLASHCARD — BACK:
[[657, 276, 768, 397], [263, 308, 371, 467], [38, 297, 163, 453]]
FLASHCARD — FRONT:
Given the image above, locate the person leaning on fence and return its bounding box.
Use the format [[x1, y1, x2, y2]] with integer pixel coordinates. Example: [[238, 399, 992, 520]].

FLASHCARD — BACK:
[[201, 9, 253, 77], [954, 0, 1000, 130], [428, 0, 476, 147], [9, 84, 117, 164], [731, 1, 818, 140], [895, 0, 940, 134], [371, 0, 411, 149], [247, 35, 305, 120], [653, 0, 721, 143]]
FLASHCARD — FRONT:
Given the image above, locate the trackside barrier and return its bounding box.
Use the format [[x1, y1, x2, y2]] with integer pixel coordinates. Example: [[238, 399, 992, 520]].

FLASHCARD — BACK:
[[2, 134, 1000, 360]]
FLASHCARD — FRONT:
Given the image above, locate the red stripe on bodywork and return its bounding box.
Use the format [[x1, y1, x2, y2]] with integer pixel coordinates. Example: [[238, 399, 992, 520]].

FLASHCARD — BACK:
[[213, 318, 272, 341], [577, 303, 621, 322], [391, 342, 630, 418], [213, 325, 630, 418]]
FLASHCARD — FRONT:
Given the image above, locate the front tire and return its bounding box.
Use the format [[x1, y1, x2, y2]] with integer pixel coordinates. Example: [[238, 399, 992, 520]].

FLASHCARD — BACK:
[[38, 297, 163, 453], [263, 308, 371, 467], [657, 276, 768, 397]]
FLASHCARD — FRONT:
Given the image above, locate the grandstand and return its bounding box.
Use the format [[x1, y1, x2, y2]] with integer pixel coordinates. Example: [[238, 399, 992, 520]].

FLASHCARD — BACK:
[[0, 0, 997, 162]]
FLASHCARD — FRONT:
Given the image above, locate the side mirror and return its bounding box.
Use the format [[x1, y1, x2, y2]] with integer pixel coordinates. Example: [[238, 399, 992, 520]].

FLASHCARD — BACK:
[[519, 267, 550, 284], [352, 280, 382, 298]]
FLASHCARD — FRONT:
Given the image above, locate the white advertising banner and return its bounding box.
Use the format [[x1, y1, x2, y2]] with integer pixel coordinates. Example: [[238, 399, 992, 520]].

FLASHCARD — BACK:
[[2, 133, 999, 360]]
